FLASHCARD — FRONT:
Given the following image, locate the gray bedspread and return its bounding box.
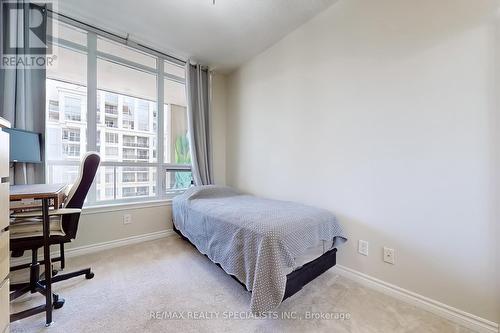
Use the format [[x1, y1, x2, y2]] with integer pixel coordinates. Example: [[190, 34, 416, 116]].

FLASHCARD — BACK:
[[172, 186, 347, 313]]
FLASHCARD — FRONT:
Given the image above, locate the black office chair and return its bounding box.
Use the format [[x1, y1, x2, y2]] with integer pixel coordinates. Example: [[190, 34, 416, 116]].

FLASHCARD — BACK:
[[9, 152, 101, 309]]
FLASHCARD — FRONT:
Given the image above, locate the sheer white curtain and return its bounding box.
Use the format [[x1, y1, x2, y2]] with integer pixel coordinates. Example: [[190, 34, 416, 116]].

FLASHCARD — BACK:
[[185, 61, 213, 186]]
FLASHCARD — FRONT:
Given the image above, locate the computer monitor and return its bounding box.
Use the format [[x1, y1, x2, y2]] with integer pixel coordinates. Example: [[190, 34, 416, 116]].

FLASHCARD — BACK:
[[3, 128, 42, 163]]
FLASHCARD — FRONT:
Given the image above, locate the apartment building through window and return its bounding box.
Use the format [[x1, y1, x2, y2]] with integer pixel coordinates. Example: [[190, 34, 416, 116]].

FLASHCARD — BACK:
[[45, 19, 192, 205]]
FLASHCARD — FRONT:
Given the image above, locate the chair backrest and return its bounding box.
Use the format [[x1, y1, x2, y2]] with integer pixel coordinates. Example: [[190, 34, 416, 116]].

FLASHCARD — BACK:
[[62, 152, 100, 239], [65, 152, 101, 209]]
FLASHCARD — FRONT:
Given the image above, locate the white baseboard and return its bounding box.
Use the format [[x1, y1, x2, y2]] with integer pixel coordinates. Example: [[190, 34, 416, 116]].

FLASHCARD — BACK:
[[11, 229, 177, 266], [62, 229, 177, 258], [333, 265, 499, 333]]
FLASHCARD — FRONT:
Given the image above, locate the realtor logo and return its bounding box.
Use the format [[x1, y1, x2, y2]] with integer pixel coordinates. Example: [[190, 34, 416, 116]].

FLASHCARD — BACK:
[[1, 1, 55, 69]]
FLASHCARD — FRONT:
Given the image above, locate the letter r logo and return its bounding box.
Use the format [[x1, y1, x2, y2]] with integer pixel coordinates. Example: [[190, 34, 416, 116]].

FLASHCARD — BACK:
[[2, 1, 52, 55]]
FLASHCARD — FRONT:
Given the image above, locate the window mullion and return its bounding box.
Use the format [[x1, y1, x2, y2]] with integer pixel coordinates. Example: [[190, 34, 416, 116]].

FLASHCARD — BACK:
[[157, 59, 165, 199], [87, 32, 98, 203]]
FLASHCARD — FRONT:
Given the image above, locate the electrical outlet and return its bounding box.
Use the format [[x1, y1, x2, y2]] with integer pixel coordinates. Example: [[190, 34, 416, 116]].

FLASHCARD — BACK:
[[358, 240, 369, 256], [123, 214, 132, 225], [383, 247, 395, 264]]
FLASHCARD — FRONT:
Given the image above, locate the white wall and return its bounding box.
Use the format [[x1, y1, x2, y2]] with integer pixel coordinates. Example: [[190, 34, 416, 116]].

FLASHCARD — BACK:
[[226, 0, 500, 323], [68, 204, 172, 249], [211, 73, 228, 185]]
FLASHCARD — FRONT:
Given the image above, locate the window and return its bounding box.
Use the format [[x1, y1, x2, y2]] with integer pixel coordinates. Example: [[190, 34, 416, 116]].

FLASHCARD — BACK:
[[137, 170, 149, 182], [122, 148, 136, 160], [63, 144, 80, 157], [105, 187, 114, 198], [165, 60, 185, 79], [137, 186, 149, 196], [123, 105, 133, 116], [99, 166, 116, 200], [105, 104, 118, 115], [123, 119, 134, 130], [97, 58, 157, 166], [122, 172, 135, 183], [137, 100, 149, 131], [105, 93, 118, 114], [122, 187, 135, 197], [96, 94, 101, 124], [122, 186, 149, 198], [98, 37, 156, 68], [164, 79, 189, 165], [46, 32, 87, 171], [62, 128, 80, 142], [105, 132, 118, 144], [137, 137, 148, 147], [166, 170, 192, 194], [46, 19, 190, 206], [48, 165, 79, 185], [105, 147, 119, 157], [55, 20, 87, 46], [137, 149, 149, 160], [64, 96, 82, 121], [48, 100, 59, 121], [123, 135, 135, 147], [105, 171, 113, 183]]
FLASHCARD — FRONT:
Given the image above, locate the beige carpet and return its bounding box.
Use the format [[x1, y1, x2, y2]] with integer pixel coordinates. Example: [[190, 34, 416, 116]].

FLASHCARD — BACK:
[[10, 236, 475, 333]]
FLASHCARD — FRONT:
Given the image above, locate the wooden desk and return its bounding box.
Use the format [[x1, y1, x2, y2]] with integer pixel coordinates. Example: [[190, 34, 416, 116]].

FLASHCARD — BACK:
[[10, 184, 67, 211], [9, 183, 68, 326]]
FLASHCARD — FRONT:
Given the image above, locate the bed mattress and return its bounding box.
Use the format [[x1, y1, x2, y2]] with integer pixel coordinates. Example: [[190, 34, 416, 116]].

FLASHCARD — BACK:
[[173, 186, 347, 313]]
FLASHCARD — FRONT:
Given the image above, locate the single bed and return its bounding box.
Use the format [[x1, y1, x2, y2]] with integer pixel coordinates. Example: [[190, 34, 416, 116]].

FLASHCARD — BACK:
[[172, 186, 347, 313]]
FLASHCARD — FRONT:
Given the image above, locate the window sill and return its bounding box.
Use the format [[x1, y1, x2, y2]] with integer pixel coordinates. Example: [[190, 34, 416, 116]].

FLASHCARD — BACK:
[[82, 199, 172, 215]]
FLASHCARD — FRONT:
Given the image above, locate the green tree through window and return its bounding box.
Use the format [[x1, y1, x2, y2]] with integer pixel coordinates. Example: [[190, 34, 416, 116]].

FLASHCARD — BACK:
[[174, 133, 192, 188]]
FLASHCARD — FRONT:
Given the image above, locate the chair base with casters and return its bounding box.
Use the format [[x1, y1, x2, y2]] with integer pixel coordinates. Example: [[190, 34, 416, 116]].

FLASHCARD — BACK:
[[9, 236, 95, 313]]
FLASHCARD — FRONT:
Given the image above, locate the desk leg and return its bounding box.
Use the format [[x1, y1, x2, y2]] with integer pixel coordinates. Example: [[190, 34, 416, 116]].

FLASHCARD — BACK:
[[42, 198, 53, 326]]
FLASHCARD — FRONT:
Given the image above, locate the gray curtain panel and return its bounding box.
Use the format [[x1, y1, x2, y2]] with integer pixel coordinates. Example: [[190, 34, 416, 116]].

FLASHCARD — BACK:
[[186, 62, 213, 186], [0, 1, 46, 184]]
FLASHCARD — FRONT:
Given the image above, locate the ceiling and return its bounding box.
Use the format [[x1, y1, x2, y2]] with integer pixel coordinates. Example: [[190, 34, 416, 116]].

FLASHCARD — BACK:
[[57, 0, 337, 72]]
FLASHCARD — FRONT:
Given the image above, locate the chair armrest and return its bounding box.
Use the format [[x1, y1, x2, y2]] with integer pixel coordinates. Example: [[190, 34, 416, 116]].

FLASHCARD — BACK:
[[52, 208, 82, 215], [10, 208, 82, 219]]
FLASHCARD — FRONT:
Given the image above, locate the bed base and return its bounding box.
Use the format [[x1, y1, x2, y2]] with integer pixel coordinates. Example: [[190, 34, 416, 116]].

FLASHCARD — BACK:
[[172, 226, 337, 302]]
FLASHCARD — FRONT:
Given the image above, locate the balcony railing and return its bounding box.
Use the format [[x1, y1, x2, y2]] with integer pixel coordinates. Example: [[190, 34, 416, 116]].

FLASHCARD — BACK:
[[122, 142, 149, 148]]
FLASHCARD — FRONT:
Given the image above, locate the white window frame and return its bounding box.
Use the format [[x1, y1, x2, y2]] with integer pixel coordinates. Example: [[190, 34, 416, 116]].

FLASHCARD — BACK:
[[46, 15, 192, 206]]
